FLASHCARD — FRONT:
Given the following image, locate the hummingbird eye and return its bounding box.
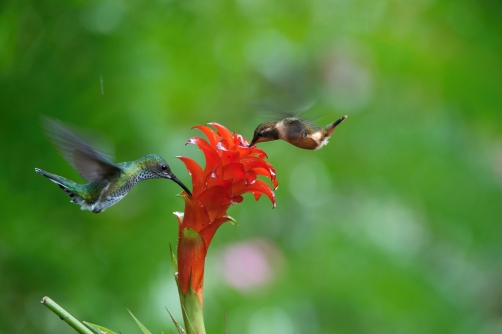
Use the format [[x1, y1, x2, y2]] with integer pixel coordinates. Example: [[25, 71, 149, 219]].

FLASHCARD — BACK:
[[258, 131, 264, 137], [161, 164, 167, 171]]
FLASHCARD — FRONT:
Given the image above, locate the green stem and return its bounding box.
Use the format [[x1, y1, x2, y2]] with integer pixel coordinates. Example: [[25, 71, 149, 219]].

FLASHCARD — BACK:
[[182, 287, 206, 334], [41, 296, 93, 334]]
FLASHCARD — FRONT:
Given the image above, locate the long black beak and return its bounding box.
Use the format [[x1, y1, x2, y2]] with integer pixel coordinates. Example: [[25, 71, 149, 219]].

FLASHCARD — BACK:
[[334, 115, 348, 127], [248, 136, 258, 148], [169, 174, 192, 197]]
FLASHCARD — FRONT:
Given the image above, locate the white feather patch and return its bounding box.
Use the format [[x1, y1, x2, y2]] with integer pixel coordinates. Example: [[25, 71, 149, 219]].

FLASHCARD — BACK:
[[274, 120, 286, 139], [310, 131, 330, 150]]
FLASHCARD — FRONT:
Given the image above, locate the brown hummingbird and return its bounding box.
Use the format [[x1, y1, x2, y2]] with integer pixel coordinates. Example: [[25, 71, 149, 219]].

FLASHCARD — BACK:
[[248, 115, 348, 150]]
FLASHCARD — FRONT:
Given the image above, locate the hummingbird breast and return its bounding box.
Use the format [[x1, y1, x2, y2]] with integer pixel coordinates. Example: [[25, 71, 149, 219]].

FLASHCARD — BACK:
[[100, 170, 159, 204], [84, 181, 127, 213], [286, 134, 323, 150], [277, 126, 323, 150], [92, 167, 159, 212]]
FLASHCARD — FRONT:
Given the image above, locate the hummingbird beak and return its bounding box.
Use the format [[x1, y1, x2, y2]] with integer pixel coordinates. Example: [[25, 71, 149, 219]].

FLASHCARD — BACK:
[[248, 135, 260, 147], [168, 174, 192, 197]]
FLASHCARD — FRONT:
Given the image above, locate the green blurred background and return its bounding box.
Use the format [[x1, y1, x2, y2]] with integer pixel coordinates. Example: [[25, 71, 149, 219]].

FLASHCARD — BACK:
[[1, 0, 502, 333]]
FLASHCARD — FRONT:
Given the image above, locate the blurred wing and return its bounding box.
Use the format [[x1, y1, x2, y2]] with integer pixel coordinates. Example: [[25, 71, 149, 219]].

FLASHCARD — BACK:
[[250, 99, 317, 119], [249, 99, 295, 119], [42, 117, 122, 182], [283, 119, 308, 139]]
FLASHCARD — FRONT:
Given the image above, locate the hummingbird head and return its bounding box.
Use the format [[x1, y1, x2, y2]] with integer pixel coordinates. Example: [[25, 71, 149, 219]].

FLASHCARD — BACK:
[[248, 120, 280, 147], [144, 154, 192, 196]]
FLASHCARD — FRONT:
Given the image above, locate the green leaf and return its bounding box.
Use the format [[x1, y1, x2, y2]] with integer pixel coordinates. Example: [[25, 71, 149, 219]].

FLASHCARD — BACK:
[[83, 322, 120, 334], [128, 309, 152, 334], [170, 243, 184, 304], [182, 284, 205, 334], [166, 307, 186, 333], [82, 322, 102, 334], [169, 243, 179, 285], [226, 215, 237, 226]]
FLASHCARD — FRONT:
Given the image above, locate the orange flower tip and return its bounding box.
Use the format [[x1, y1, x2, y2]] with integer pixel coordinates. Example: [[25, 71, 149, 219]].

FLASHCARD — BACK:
[[207, 122, 227, 129]]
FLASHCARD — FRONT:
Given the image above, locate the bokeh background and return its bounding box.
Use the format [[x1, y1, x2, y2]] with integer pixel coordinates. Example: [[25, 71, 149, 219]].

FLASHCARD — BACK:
[[1, 0, 502, 333]]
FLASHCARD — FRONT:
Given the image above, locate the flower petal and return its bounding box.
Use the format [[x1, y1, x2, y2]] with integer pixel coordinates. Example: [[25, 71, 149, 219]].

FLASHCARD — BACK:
[[181, 196, 211, 232], [234, 133, 249, 147], [217, 139, 231, 150], [193, 125, 220, 148], [208, 123, 235, 149], [178, 227, 207, 294], [206, 178, 232, 195], [241, 157, 277, 187], [232, 195, 244, 204], [219, 149, 241, 165], [197, 186, 232, 222], [188, 136, 222, 179], [253, 168, 278, 189], [177, 156, 203, 197], [232, 179, 276, 207], [241, 157, 274, 172], [245, 170, 257, 185], [222, 163, 246, 183], [199, 216, 236, 247], [234, 145, 252, 157], [249, 146, 268, 159]]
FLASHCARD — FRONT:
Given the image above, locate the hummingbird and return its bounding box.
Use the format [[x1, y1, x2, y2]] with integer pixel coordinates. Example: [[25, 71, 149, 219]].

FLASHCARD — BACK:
[[248, 115, 348, 150], [35, 118, 192, 214]]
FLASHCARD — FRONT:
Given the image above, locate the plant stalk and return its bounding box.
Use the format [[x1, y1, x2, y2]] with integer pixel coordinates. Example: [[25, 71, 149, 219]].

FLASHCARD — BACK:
[[41, 296, 93, 334]]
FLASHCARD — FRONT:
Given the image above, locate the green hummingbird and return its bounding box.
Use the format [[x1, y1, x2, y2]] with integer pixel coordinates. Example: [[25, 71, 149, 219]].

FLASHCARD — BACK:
[[35, 118, 192, 214], [248, 115, 348, 150]]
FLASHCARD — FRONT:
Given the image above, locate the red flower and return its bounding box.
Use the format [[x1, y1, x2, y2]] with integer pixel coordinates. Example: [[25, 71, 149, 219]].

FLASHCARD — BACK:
[[174, 123, 278, 308]]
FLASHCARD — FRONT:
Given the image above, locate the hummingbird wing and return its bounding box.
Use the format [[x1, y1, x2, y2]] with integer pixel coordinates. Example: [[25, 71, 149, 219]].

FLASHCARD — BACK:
[[250, 100, 294, 119], [42, 118, 123, 182], [250, 99, 317, 119], [283, 118, 309, 139]]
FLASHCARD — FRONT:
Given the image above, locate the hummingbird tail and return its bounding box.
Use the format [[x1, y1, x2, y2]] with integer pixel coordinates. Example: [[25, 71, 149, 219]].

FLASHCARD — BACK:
[[327, 115, 348, 136], [333, 115, 348, 127], [35, 168, 82, 203]]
